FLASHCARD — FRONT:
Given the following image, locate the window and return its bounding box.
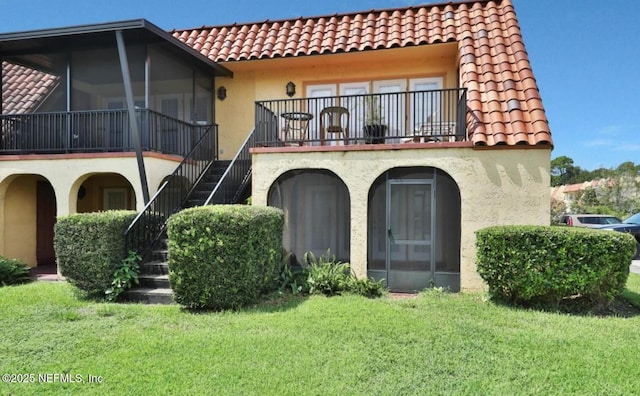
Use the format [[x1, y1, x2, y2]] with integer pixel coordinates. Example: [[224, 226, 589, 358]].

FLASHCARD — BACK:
[[409, 77, 444, 132], [103, 188, 129, 210], [306, 77, 444, 141]]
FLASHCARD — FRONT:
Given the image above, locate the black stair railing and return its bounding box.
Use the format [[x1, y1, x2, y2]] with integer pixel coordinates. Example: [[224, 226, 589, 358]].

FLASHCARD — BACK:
[[204, 128, 254, 205], [124, 124, 218, 258]]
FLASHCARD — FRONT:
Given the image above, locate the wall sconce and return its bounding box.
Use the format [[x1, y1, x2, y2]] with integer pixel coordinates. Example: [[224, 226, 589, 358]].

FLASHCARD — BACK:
[[286, 81, 296, 97], [217, 86, 227, 101]]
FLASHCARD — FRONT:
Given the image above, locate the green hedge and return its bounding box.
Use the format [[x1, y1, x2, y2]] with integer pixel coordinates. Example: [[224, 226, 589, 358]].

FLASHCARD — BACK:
[[167, 205, 284, 310], [54, 210, 137, 298], [476, 225, 636, 306]]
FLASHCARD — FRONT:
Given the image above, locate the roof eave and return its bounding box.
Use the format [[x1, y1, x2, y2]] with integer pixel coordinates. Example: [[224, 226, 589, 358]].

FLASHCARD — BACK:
[[0, 19, 233, 78]]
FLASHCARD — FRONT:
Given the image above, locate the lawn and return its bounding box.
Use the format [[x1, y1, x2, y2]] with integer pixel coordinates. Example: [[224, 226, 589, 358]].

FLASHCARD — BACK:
[[2, 276, 640, 395]]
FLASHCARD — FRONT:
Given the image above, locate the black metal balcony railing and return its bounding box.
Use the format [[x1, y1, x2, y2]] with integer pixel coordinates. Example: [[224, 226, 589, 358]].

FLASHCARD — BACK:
[[255, 88, 467, 147], [0, 109, 211, 156], [124, 124, 218, 258]]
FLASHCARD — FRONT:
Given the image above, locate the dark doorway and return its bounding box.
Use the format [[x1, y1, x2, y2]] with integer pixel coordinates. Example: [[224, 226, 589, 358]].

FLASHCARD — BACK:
[[36, 181, 57, 267]]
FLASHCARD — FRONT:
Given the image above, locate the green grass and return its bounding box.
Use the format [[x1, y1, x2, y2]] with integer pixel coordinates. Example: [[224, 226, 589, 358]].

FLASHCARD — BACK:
[[2, 276, 640, 395]]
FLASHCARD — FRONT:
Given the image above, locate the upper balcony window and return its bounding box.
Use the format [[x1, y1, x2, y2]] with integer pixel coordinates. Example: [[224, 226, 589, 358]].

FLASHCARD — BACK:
[[305, 77, 445, 139], [71, 46, 145, 112], [149, 43, 213, 124]]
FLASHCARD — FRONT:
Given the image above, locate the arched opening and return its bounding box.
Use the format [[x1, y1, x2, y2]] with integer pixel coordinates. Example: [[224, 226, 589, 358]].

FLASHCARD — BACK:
[[1, 175, 56, 270], [76, 173, 136, 213], [268, 169, 350, 265], [368, 167, 461, 292]]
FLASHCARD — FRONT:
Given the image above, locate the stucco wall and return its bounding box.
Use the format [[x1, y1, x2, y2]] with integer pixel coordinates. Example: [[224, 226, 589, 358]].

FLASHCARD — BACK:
[[215, 43, 459, 159], [0, 154, 182, 266], [252, 146, 551, 291], [1, 176, 37, 265], [0, 154, 181, 215]]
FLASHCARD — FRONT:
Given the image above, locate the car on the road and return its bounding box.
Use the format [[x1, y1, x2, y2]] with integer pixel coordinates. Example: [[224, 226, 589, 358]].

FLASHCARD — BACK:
[[559, 214, 623, 228], [598, 213, 640, 259]]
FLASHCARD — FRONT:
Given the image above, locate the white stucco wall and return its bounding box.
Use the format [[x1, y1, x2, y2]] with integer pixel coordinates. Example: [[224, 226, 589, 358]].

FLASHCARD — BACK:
[[0, 154, 182, 216], [252, 146, 551, 291]]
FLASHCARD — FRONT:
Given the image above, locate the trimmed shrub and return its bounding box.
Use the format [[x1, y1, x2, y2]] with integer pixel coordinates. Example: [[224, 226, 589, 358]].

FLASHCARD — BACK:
[[0, 257, 32, 286], [167, 205, 284, 310], [54, 210, 137, 298], [476, 225, 636, 307]]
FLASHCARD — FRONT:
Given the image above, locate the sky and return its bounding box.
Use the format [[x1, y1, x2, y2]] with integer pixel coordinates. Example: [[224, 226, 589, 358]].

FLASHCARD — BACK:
[[0, 0, 638, 171]]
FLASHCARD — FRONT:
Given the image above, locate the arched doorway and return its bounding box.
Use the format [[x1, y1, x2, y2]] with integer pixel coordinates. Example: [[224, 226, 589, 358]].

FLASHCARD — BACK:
[[368, 167, 461, 292], [1, 175, 56, 269], [76, 173, 136, 213], [268, 169, 350, 265]]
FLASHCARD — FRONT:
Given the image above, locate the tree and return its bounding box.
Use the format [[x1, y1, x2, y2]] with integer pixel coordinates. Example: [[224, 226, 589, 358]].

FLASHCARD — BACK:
[[550, 158, 640, 218], [550, 156, 591, 186], [616, 161, 640, 176]]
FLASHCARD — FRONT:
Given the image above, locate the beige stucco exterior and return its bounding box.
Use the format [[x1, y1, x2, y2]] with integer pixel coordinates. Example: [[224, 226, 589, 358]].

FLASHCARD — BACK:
[[215, 43, 459, 159], [1, 175, 38, 264], [0, 153, 182, 266], [251, 145, 551, 291], [1, 27, 552, 293]]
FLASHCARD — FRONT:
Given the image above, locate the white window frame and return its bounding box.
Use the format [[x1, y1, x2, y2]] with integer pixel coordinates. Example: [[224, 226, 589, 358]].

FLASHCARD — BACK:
[[103, 188, 129, 210], [373, 79, 407, 139], [409, 77, 444, 132]]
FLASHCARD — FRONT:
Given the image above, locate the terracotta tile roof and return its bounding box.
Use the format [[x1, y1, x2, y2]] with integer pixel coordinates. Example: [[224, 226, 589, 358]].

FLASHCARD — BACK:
[[172, 0, 551, 147], [1, 61, 59, 114]]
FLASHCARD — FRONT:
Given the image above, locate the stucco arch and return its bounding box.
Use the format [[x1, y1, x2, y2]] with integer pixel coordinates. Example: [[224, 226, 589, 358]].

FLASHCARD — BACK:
[[72, 172, 137, 213], [267, 168, 351, 264], [366, 166, 462, 292], [0, 174, 56, 267]]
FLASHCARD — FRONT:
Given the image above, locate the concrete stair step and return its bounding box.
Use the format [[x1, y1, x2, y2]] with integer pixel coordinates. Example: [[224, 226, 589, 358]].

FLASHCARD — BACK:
[[140, 261, 169, 275], [138, 274, 170, 289], [126, 288, 174, 305]]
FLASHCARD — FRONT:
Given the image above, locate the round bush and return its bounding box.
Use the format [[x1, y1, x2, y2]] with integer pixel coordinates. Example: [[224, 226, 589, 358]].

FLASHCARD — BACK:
[[476, 225, 636, 306], [54, 211, 138, 297], [167, 205, 283, 310]]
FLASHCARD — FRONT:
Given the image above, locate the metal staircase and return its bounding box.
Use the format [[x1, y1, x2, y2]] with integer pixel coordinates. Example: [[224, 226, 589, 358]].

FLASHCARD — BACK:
[[124, 129, 255, 303]]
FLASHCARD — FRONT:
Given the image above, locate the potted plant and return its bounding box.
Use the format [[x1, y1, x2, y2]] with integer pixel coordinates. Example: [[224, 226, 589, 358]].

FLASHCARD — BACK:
[[363, 96, 387, 144]]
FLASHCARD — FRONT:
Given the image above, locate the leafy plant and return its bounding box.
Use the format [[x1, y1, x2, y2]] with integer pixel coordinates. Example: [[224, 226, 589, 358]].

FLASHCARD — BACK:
[[305, 251, 352, 296], [105, 251, 141, 302], [301, 249, 386, 298], [364, 95, 384, 125], [278, 251, 309, 294], [0, 257, 32, 286]]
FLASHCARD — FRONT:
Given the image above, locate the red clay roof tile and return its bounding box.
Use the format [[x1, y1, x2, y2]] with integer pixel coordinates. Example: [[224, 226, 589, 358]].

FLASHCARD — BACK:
[[2, 0, 551, 148], [1, 61, 60, 114]]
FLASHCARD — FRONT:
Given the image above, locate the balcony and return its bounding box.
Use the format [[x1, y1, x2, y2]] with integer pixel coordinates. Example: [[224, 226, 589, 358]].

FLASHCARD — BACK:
[[0, 109, 215, 157], [255, 88, 467, 148]]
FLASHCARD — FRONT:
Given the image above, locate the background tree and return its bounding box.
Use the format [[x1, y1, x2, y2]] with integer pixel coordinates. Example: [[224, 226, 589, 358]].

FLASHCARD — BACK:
[[550, 156, 591, 186], [550, 157, 640, 218]]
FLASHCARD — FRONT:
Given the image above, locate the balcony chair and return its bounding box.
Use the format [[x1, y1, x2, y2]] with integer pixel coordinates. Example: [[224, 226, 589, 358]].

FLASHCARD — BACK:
[[319, 106, 349, 145]]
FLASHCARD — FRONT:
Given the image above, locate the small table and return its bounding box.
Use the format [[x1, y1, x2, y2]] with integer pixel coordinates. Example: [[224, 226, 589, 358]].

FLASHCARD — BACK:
[[281, 112, 313, 145], [404, 121, 457, 143]]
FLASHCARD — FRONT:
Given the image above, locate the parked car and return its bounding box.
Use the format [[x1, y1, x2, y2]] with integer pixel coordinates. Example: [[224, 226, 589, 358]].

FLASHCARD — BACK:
[[598, 213, 640, 259], [560, 214, 623, 228]]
